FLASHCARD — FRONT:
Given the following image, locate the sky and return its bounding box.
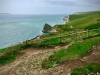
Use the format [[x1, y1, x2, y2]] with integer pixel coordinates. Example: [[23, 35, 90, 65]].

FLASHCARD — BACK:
[[0, 0, 100, 14]]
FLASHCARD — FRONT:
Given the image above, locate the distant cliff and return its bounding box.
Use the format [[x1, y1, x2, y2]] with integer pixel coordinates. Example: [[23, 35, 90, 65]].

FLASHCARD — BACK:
[[63, 16, 69, 22]]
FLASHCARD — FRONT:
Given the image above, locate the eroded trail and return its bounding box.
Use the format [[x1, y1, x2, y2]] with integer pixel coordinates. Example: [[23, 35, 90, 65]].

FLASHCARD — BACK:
[[0, 44, 70, 75], [0, 44, 100, 75]]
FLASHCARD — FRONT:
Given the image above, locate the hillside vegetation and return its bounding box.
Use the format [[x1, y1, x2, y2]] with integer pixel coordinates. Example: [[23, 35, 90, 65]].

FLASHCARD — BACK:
[[56, 12, 100, 33], [41, 11, 100, 74], [69, 11, 100, 21], [42, 37, 100, 68], [67, 13, 100, 29]]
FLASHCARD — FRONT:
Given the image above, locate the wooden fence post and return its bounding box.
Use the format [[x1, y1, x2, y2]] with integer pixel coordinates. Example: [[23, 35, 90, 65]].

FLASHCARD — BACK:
[[59, 35, 61, 43], [98, 28, 100, 33], [80, 32, 83, 40], [79, 33, 82, 40], [87, 29, 89, 37], [43, 39, 45, 46], [75, 31, 77, 42], [26, 40, 28, 45], [49, 39, 51, 46]]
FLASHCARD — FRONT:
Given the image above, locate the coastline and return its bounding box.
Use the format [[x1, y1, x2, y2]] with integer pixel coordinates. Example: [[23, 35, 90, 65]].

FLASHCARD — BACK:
[[0, 14, 67, 50], [0, 34, 42, 50], [0, 15, 66, 49]]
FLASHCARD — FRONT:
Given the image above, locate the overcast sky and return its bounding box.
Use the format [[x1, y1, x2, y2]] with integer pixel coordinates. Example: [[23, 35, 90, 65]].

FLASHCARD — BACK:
[[0, 0, 100, 14]]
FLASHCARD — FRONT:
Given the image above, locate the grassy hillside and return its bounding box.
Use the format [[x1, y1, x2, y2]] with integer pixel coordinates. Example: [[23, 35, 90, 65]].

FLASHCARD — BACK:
[[67, 13, 100, 29], [42, 37, 100, 68], [56, 12, 100, 33], [47, 12, 100, 73], [69, 11, 100, 21], [38, 12, 100, 37]]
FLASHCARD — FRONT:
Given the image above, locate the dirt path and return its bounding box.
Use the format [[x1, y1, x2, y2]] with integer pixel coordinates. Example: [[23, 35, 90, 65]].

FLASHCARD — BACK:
[[0, 44, 100, 75], [0, 44, 70, 75]]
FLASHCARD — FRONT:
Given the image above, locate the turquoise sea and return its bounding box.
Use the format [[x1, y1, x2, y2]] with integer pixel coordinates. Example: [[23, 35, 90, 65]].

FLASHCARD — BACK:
[[0, 14, 67, 49]]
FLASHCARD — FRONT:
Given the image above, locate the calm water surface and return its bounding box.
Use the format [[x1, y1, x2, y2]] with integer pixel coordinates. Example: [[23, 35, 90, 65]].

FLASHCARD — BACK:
[[0, 14, 67, 49]]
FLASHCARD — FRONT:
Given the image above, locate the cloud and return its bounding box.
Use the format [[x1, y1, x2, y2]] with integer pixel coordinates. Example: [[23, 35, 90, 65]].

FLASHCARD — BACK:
[[43, 0, 100, 7], [82, 0, 100, 4], [0, 0, 100, 14], [43, 0, 79, 6]]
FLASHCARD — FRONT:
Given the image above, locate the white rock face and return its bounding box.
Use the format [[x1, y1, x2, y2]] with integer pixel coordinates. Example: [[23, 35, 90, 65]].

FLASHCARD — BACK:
[[63, 16, 69, 22]]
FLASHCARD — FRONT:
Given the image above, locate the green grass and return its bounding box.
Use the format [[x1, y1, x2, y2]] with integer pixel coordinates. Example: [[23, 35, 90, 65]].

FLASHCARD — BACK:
[[0, 54, 17, 64], [55, 24, 75, 33], [69, 11, 100, 21], [33, 28, 100, 48], [70, 63, 100, 75], [42, 37, 100, 68], [66, 13, 100, 29], [70, 68, 90, 75], [69, 13, 91, 21], [0, 42, 32, 64], [84, 22, 100, 30], [55, 12, 100, 33]]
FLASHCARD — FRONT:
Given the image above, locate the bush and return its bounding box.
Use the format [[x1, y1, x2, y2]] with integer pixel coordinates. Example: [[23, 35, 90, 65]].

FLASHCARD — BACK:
[[71, 63, 100, 75], [85, 63, 100, 73], [42, 59, 54, 68], [70, 68, 91, 75]]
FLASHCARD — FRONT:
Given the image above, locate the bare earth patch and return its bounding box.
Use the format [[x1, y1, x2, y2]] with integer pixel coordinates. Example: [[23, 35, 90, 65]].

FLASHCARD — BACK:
[[0, 44, 100, 75]]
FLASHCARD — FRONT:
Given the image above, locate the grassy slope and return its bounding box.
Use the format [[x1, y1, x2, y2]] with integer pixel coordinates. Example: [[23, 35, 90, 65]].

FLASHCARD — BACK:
[[69, 14, 89, 21], [35, 12, 100, 37], [56, 12, 100, 33], [69, 11, 100, 21], [41, 12, 100, 73], [66, 13, 100, 29], [42, 37, 100, 68]]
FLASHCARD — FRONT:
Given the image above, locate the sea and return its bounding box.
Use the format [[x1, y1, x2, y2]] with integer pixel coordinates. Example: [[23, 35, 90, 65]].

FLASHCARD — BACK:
[[0, 14, 67, 49]]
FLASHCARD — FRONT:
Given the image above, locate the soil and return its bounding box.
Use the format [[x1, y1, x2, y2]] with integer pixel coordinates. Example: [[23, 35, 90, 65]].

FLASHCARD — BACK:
[[0, 43, 100, 75]]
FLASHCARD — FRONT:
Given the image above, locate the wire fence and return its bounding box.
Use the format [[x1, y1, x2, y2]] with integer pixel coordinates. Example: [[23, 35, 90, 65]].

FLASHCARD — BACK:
[[28, 28, 100, 47]]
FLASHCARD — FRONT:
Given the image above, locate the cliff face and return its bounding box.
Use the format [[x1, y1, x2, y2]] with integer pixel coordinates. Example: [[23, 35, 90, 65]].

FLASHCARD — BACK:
[[49, 28, 57, 33], [63, 16, 69, 22]]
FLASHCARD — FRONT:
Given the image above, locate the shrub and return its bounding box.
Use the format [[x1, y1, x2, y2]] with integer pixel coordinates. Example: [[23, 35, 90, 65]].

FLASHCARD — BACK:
[[70, 68, 90, 75], [71, 63, 100, 75], [42, 59, 54, 68]]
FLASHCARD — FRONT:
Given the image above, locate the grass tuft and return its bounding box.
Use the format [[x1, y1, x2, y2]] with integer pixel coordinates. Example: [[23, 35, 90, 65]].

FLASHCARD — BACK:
[[70, 63, 100, 75]]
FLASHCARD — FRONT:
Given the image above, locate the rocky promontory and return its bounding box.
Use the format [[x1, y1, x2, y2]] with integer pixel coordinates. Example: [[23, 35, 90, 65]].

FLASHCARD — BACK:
[[42, 23, 52, 33]]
